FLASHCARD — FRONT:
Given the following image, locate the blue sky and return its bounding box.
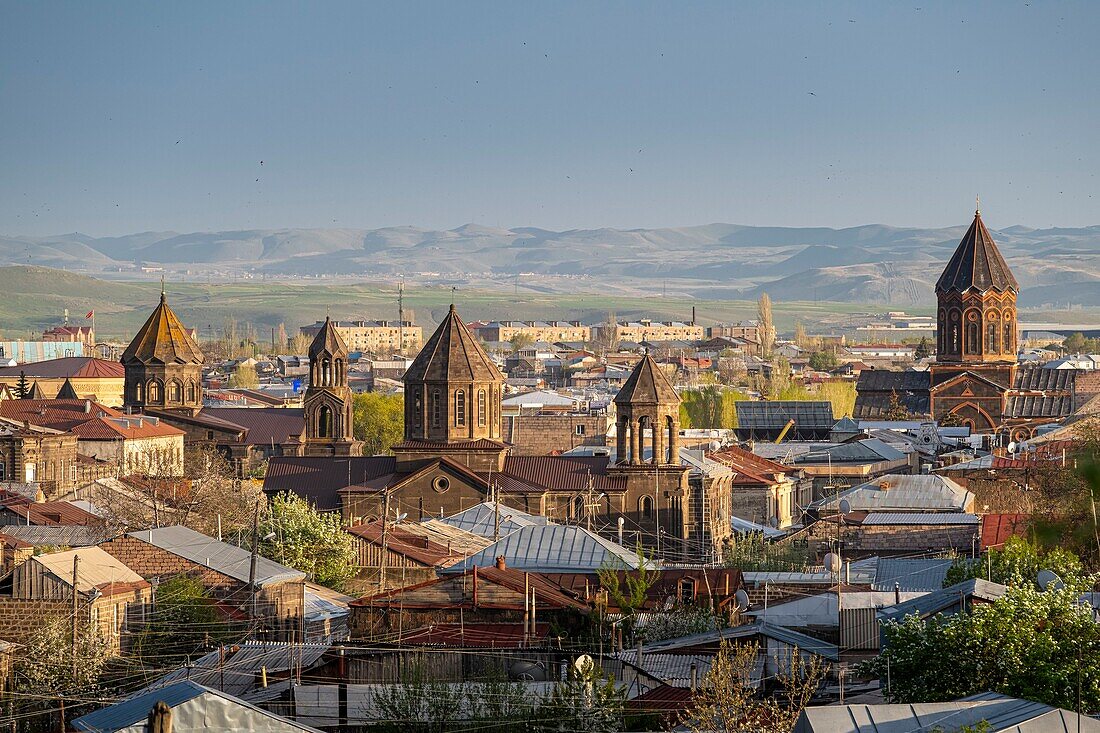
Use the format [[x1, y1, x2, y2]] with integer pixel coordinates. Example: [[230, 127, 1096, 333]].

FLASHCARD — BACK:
[[1, 1, 1097, 236]]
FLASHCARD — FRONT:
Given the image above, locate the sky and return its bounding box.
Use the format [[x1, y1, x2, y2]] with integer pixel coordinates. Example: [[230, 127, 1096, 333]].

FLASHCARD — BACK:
[[1, 1, 1098, 236]]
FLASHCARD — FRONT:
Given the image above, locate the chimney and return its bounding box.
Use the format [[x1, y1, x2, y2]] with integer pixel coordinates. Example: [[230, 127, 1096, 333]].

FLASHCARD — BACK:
[[149, 700, 172, 733], [495, 555, 506, 571], [690, 662, 698, 691], [894, 581, 901, 606], [84, 400, 92, 413]]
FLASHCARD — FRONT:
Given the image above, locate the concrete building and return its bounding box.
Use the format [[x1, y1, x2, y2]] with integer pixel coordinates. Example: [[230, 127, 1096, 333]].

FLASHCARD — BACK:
[[592, 319, 705, 344], [469, 320, 591, 344], [299, 320, 422, 355]]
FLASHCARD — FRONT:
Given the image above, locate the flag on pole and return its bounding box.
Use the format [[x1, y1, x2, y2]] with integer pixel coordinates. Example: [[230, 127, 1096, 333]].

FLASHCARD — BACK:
[[86, 311, 94, 318]]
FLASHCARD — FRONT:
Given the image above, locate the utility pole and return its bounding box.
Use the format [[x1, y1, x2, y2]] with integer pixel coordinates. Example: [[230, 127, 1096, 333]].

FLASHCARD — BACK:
[[379, 490, 391, 591], [71, 554, 80, 677], [398, 281, 404, 356], [248, 501, 260, 625]]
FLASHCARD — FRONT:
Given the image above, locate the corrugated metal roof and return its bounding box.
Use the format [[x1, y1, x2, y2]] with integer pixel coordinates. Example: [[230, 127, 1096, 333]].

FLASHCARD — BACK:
[[878, 578, 1007, 624], [735, 401, 835, 430], [639, 622, 839, 662], [0, 525, 113, 546], [617, 651, 714, 688], [444, 524, 641, 573], [871, 558, 953, 592], [861, 512, 979, 526], [793, 693, 1100, 733], [127, 525, 304, 586], [32, 547, 145, 593], [73, 680, 324, 732], [440, 501, 547, 538], [811, 474, 972, 513], [200, 407, 305, 446]]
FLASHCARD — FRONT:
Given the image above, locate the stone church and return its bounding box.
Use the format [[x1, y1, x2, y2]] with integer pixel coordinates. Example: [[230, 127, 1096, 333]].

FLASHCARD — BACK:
[[855, 207, 1076, 440], [266, 304, 730, 561]]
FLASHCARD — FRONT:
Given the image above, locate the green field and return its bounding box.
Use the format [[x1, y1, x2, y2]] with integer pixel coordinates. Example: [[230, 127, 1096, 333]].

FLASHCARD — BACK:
[[0, 266, 1091, 343]]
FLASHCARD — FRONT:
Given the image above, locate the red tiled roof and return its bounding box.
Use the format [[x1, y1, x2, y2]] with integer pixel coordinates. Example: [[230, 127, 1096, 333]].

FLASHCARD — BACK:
[[981, 513, 1030, 550], [93, 579, 152, 597], [708, 445, 790, 485], [0, 357, 124, 379], [0, 399, 122, 431], [346, 521, 458, 567], [0, 496, 100, 526], [501, 455, 627, 492], [397, 622, 550, 647]]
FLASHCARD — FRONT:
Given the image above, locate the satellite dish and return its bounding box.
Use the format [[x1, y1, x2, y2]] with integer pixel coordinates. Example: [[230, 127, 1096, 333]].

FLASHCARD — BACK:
[[394, 512, 408, 523], [838, 499, 852, 516], [734, 589, 750, 611], [1037, 569, 1064, 592], [573, 654, 595, 676], [767, 516, 778, 528], [823, 552, 841, 573]]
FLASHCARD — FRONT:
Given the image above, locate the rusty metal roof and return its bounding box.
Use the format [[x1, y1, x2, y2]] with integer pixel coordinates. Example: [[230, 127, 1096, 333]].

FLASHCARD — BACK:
[[0, 357, 125, 379], [121, 292, 205, 366], [501, 455, 626, 492]]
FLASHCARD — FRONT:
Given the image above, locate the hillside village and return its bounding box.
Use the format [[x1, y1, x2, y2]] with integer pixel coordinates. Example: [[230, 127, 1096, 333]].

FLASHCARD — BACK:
[[0, 209, 1094, 731]]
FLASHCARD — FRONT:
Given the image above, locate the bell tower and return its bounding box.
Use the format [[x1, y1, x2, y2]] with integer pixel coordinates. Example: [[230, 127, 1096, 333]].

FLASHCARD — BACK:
[[930, 207, 1020, 433], [303, 317, 361, 457], [121, 289, 205, 415]]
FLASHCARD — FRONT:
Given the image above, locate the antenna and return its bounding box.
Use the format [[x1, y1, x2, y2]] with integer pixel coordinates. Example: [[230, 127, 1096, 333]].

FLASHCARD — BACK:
[[976, 194, 980, 215], [398, 281, 405, 355]]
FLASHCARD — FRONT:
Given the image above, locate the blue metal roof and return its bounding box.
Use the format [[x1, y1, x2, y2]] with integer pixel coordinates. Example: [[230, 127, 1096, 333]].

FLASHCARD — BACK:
[[871, 558, 954, 592], [443, 524, 642, 573], [127, 525, 304, 586], [878, 578, 1007, 624]]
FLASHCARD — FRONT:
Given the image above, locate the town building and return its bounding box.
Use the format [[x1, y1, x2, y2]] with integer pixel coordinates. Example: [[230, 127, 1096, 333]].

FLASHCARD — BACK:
[[0, 357, 125, 405], [592, 319, 705, 344], [855, 208, 1078, 439], [122, 290, 205, 414], [0, 340, 85, 364], [469, 320, 591, 344], [707, 320, 760, 343], [42, 324, 95, 348], [265, 304, 734, 561], [299, 319, 422, 355]]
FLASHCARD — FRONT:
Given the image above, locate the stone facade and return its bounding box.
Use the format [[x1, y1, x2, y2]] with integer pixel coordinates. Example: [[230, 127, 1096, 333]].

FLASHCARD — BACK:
[[501, 413, 610, 455], [0, 425, 81, 495], [122, 292, 205, 414]]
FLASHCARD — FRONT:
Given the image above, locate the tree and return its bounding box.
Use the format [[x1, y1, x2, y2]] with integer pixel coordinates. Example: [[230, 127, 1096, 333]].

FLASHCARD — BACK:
[[289, 332, 311, 354], [680, 640, 828, 733], [864, 586, 1100, 712], [944, 536, 1089, 593], [757, 294, 776, 360], [793, 322, 808, 348], [1064, 332, 1089, 354], [680, 386, 748, 429], [807, 350, 837, 371], [134, 575, 238, 660], [11, 613, 112, 725], [885, 389, 910, 421], [816, 381, 856, 419], [262, 492, 357, 588], [352, 392, 404, 455], [541, 660, 624, 733], [229, 363, 259, 389], [596, 549, 659, 640], [14, 370, 29, 399], [508, 332, 535, 353], [914, 336, 932, 360]]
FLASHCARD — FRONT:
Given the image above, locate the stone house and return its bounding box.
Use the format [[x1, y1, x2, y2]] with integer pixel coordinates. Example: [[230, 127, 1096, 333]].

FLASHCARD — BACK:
[[0, 546, 151, 653], [101, 525, 306, 641]]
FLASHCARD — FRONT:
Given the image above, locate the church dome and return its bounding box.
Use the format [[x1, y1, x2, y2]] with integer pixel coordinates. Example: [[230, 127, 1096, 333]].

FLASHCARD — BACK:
[[615, 354, 679, 405], [936, 210, 1019, 295], [121, 292, 204, 366], [404, 305, 503, 384]]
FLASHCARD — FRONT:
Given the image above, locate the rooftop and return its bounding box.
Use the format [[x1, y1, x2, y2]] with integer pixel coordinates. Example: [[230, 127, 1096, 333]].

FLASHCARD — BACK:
[[126, 525, 305, 586]]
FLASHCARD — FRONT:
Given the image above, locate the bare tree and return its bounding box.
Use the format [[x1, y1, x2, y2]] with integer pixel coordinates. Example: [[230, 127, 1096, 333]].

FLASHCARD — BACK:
[[757, 293, 776, 360]]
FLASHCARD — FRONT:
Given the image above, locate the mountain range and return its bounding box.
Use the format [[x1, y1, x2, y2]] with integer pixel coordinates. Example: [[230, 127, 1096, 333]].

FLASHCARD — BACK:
[[2, 222, 1098, 306]]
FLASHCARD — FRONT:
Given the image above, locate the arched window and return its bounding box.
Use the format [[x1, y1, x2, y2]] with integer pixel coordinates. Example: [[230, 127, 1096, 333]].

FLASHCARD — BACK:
[[477, 390, 487, 427], [187, 382, 196, 403], [573, 495, 585, 520], [148, 380, 161, 402], [640, 495, 653, 520], [455, 390, 466, 427], [937, 309, 947, 352], [966, 322, 980, 355], [335, 359, 345, 385], [431, 390, 441, 428], [413, 393, 423, 428], [135, 381, 144, 402], [322, 359, 331, 386], [1003, 321, 1014, 354], [168, 381, 181, 403], [318, 405, 333, 438]]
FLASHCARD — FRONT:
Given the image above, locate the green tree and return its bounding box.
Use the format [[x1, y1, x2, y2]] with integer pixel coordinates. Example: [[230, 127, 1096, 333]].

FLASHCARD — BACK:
[[134, 575, 238, 660], [864, 586, 1100, 712], [679, 386, 747, 429], [1064, 332, 1089, 353], [11, 614, 111, 724], [229, 363, 259, 389], [352, 392, 404, 455], [808, 350, 838, 371], [262, 492, 357, 588], [914, 336, 932, 360], [757, 293, 776, 359], [817, 381, 857, 419], [508, 332, 535, 353], [14, 370, 29, 399], [541, 660, 624, 733], [885, 389, 910, 421], [944, 536, 1089, 593]]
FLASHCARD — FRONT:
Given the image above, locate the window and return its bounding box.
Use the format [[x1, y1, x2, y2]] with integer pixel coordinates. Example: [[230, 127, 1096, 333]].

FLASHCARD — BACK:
[[148, 380, 160, 402], [477, 390, 486, 427], [135, 381, 144, 402], [187, 382, 196, 403], [640, 495, 653, 520], [575, 424, 586, 436], [966, 323, 979, 355], [413, 394, 423, 428], [168, 381, 181, 402], [455, 390, 466, 427], [322, 359, 331, 386], [986, 322, 997, 353], [206, 430, 215, 440], [1003, 321, 1014, 354], [318, 406, 333, 438], [431, 390, 441, 428]]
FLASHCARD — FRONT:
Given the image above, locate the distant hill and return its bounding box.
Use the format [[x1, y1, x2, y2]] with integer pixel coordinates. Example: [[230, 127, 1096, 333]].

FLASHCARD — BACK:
[[1, 222, 1097, 306]]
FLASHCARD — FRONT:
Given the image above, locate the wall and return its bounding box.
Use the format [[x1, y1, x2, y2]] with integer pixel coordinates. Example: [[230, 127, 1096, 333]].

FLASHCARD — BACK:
[[501, 414, 610, 455]]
